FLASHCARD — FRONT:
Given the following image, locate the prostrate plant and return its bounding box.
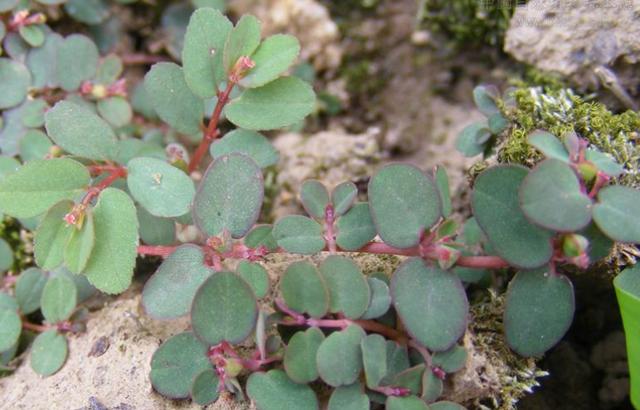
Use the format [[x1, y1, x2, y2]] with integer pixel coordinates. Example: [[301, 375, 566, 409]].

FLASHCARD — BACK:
[[0, 4, 639, 410]]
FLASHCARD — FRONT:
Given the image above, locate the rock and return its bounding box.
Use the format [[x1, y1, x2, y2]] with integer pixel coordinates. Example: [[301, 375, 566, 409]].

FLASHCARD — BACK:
[[505, 0, 640, 108], [228, 0, 342, 71]]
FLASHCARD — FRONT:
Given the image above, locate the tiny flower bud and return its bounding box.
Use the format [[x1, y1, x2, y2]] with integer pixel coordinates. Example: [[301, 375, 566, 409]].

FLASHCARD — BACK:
[[561, 234, 589, 258], [91, 84, 108, 99], [432, 366, 447, 380], [577, 161, 598, 183]]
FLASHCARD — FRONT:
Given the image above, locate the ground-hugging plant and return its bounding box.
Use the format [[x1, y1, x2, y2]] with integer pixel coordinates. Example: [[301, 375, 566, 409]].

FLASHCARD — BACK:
[[0, 5, 638, 410]]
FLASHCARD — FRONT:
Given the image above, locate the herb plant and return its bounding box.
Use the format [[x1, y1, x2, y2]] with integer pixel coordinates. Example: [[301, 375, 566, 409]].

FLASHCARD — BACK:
[[0, 3, 639, 409]]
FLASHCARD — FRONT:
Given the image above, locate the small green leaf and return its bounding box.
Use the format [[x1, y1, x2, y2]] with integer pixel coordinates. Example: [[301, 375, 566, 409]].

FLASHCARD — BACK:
[[19, 130, 52, 162], [30, 330, 67, 376], [336, 203, 377, 251], [16, 268, 47, 314], [455, 122, 491, 157], [137, 207, 176, 246], [472, 85, 499, 116], [585, 149, 624, 177], [26, 32, 62, 89], [593, 185, 640, 243], [247, 369, 319, 410], [505, 270, 574, 357], [369, 164, 441, 249], [581, 223, 614, 262], [41, 274, 77, 323], [84, 188, 139, 294], [0, 238, 12, 273], [384, 341, 411, 381], [225, 76, 316, 130], [361, 277, 391, 320], [432, 345, 467, 373], [144, 62, 203, 135], [64, 0, 109, 24], [0, 293, 17, 311], [223, 14, 261, 73], [142, 245, 213, 320], [20, 98, 49, 128], [0, 58, 31, 109], [191, 369, 220, 405], [392, 258, 467, 352], [191, 271, 258, 345], [422, 370, 444, 403], [280, 261, 329, 318], [96, 54, 123, 85], [19, 25, 45, 47], [56, 34, 99, 91], [283, 327, 324, 383], [127, 157, 195, 218], [245, 224, 278, 251], [0, 308, 21, 352], [319, 256, 370, 319], [194, 154, 263, 238], [97, 97, 132, 128], [430, 401, 467, 410], [472, 165, 553, 269], [34, 200, 74, 270], [210, 129, 279, 168], [328, 383, 370, 410], [45, 101, 118, 161], [273, 215, 325, 254], [0, 158, 90, 219], [386, 396, 430, 410], [64, 210, 96, 274], [520, 159, 593, 232], [435, 166, 452, 218], [528, 130, 570, 162], [391, 364, 425, 395], [361, 334, 387, 388], [316, 324, 365, 387], [237, 261, 269, 298], [240, 34, 300, 88], [300, 180, 329, 220], [332, 181, 358, 216], [150, 332, 212, 399], [182, 7, 232, 98], [488, 113, 508, 134]]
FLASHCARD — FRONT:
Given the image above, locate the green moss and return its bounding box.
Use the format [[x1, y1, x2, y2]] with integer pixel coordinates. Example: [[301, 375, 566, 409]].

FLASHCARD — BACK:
[[498, 86, 640, 186], [0, 217, 33, 273]]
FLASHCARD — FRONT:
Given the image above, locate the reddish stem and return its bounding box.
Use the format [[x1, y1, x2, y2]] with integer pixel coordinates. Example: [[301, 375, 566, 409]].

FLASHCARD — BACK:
[[137, 245, 176, 258], [408, 339, 432, 367], [188, 81, 236, 173], [121, 53, 169, 65], [22, 321, 49, 333], [588, 171, 610, 199], [81, 167, 127, 206]]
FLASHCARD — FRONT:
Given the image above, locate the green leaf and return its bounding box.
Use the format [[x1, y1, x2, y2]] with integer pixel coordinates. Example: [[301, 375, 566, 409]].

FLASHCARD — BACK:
[[247, 369, 319, 410], [528, 130, 569, 162], [300, 180, 329, 220], [0, 158, 90, 219], [26, 32, 62, 89], [193, 154, 263, 238], [361, 334, 387, 388], [0, 308, 21, 352], [245, 224, 278, 251], [142, 245, 213, 319], [237, 261, 269, 298], [0, 238, 13, 272], [34, 200, 74, 270], [386, 396, 429, 410], [150, 332, 212, 399], [210, 129, 279, 168], [520, 159, 593, 232], [45, 101, 118, 161], [383, 340, 410, 380], [283, 327, 325, 383], [336, 202, 377, 251], [430, 401, 467, 410], [19, 130, 52, 162], [240, 34, 300, 88], [392, 258, 467, 352], [182, 7, 232, 98], [192, 0, 225, 9], [472, 85, 500, 116], [95, 54, 123, 85], [581, 223, 614, 262], [280, 261, 329, 318], [225, 76, 316, 130], [191, 369, 220, 405], [319, 255, 370, 319], [455, 122, 491, 157], [223, 14, 261, 73], [56, 34, 99, 91], [84, 188, 139, 294], [273, 215, 325, 254], [64, 0, 109, 25], [97, 97, 132, 128], [585, 149, 624, 177], [505, 270, 574, 356], [19, 25, 45, 47], [432, 345, 467, 373], [191, 271, 258, 345], [64, 210, 95, 274], [332, 181, 358, 216], [0, 156, 20, 180], [0, 0, 18, 12], [328, 383, 370, 410], [144, 62, 203, 135], [15, 268, 47, 314], [20, 98, 49, 128], [391, 364, 425, 395], [435, 166, 452, 217], [593, 185, 640, 243], [137, 207, 176, 246], [30, 330, 67, 376], [0, 58, 31, 109], [472, 165, 553, 269], [0, 293, 17, 311], [127, 157, 195, 218], [316, 324, 365, 387], [369, 164, 441, 248], [422, 370, 443, 403], [41, 274, 77, 323], [361, 277, 391, 319], [488, 113, 509, 134]]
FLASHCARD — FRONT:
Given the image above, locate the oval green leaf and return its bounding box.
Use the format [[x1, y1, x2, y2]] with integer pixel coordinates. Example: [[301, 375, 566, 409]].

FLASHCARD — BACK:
[[328, 383, 370, 410], [0, 58, 31, 109], [280, 261, 329, 318], [41, 274, 77, 323], [247, 369, 319, 410], [273, 215, 325, 254], [0, 308, 21, 352], [361, 277, 391, 320], [240, 34, 300, 89], [283, 327, 325, 383], [210, 129, 279, 168], [64, 210, 95, 274], [319, 255, 370, 319], [386, 396, 430, 410], [56, 34, 99, 91], [237, 261, 269, 299], [332, 181, 358, 216], [34, 200, 74, 271], [15, 267, 47, 315], [316, 324, 365, 387], [593, 185, 640, 243], [191, 368, 220, 405], [223, 14, 261, 73], [336, 202, 377, 251], [30, 330, 67, 376], [300, 180, 329, 220], [528, 130, 570, 162]]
